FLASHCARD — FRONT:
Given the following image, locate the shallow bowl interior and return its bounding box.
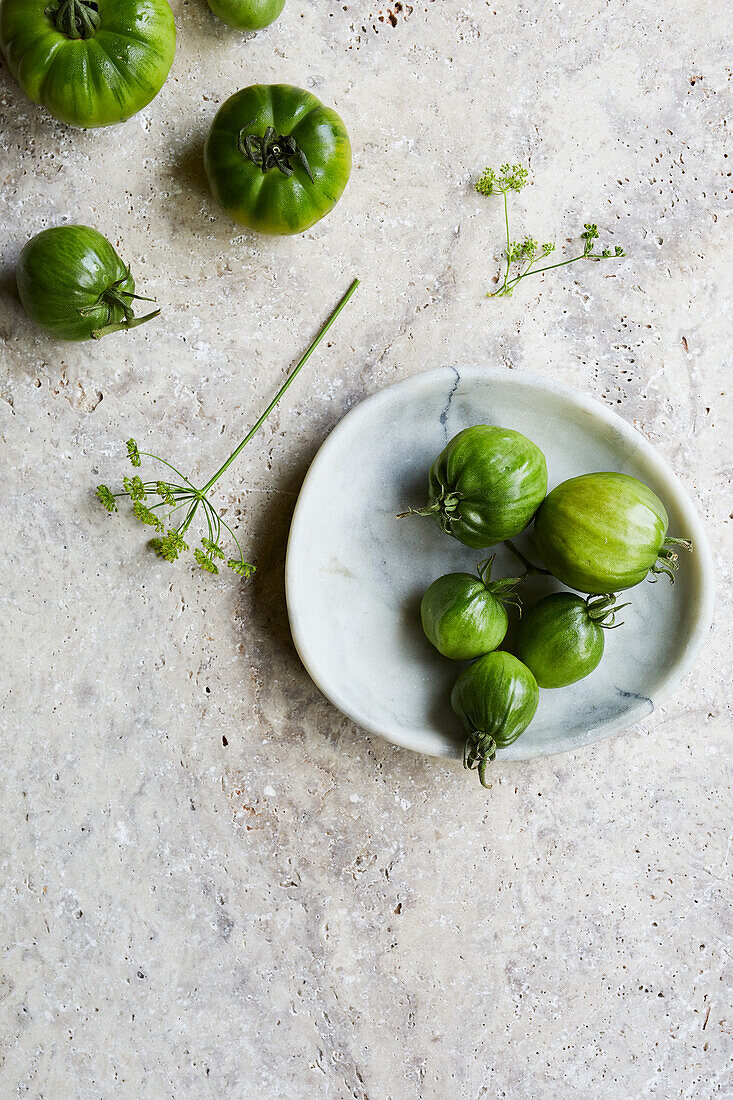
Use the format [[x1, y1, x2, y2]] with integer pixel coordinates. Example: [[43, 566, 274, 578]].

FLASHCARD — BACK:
[[285, 368, 714, 760]]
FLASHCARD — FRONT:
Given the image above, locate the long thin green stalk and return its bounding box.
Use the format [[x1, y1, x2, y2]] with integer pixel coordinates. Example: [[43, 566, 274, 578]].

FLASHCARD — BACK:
[[201, 278, 359, 493]]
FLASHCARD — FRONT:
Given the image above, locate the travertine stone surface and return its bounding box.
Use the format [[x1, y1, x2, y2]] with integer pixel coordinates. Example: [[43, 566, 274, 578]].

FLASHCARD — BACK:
[[0, 2, 730, 1097]]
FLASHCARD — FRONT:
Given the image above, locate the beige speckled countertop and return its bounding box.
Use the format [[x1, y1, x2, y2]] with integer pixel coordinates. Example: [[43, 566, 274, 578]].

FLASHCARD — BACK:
[[0, 2, 731, 1097]]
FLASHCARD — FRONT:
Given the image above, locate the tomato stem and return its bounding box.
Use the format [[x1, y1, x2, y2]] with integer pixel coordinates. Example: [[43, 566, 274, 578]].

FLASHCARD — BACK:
[[586, 593, 630, 628], [477, 555, 525, 614], [504, 539, 551, 576], [650, 536, 693, 584], [78, 273, 161, 338], [91, 309, 161, 339], [665, 536, 693, 548], [238, 125, 314, 182], [395, 503, 440, 519], [396, 492, 462, 522], [477, 555, 496, 585], [46, 0, 100, 39], [463, 731, 497, 787]]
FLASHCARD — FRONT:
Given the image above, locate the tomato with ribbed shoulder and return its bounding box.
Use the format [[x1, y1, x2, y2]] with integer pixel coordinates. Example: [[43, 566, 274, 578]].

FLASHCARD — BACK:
[[451, 651, 539, 787], [515, 592, 627, 688], [0, 0, 176, 129], [533, 472, 692, 593], [204, 84, 351, 235], [401, 425, 547, 549], [420, 556, 522, 660], [16, 225, 159, 341]]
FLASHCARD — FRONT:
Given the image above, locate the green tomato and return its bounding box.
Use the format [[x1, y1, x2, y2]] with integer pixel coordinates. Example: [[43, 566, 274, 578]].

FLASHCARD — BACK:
[[451, 651, 539, 786], [16, 225, 160, 341], [0, 0, 176, 129], [404, 426, 547, 549], [204, 84, 352, 235], [515, 592, 627, 688], [207, 0, 285, 30], [534, 472, 692, 594], [420, 556, 522, 660]]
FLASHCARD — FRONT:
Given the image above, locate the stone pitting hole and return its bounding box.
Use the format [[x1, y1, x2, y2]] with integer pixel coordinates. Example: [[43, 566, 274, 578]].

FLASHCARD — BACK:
[[349, 0, 428, 47]]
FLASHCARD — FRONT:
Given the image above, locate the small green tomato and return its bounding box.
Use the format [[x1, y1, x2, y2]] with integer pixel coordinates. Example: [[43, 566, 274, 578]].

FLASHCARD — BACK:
[[0, 0, 176, 129], [420, 556, 522, 660], [207, 0, 285, 31], [515, 592, 628, 688], [16, 225, 159, 341], [204, 84, 351, 235], [451, 651, 539, 786], [400, 424, 548, 549]]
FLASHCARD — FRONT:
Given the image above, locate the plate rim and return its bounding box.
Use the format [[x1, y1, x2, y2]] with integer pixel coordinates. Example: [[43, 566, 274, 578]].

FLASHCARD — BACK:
[[285, 366, 715, 760]]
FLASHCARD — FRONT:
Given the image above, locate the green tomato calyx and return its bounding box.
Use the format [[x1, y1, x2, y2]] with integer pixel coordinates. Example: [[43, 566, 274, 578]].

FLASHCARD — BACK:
[[396, 491, 462, 523], [46, 0, 100, 39], [650, 537, 693, 584], [77, 269, 160, 340], [463, 731, 497, 788], [585, 593, 630, 629], [238, 125, 315, 182], [477, 555, 524, 614]]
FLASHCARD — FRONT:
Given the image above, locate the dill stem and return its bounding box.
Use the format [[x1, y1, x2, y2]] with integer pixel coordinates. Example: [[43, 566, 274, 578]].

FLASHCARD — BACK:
[[507, 252, 588, 286], [137, 452, 197, 488], [501, 189, 511, 293], [178, 500, 199, 536], [201, 278, 359, 494]]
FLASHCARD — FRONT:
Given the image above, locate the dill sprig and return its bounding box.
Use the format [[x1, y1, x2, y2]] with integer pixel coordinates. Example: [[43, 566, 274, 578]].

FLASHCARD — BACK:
[[96, 278, 359, 577], [476, 163, 625, 297]]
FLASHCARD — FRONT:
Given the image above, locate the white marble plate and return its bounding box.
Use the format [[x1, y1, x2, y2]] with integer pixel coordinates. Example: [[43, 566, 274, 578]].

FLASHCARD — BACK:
[[285, 368, 714, 760]]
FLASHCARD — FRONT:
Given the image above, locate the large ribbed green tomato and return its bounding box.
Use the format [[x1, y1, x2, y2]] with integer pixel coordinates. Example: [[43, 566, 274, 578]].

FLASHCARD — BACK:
[[0, 0, 176, 129], [403, 425, 547, 549], [451, 651, 538, 786], [534, 472, 691, 593], [207, 0, 285, 30], [204, 84, 351, 235], [16, 225, 159, 340]]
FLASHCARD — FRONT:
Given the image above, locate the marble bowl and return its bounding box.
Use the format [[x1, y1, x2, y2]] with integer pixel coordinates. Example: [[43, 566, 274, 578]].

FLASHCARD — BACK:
[[285, 368, 714, 761]]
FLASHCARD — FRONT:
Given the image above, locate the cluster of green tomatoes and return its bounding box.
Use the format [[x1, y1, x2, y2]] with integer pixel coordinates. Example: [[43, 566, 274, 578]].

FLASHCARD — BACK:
[[402, 426, 692, 787], [1, 0, 352, 340]]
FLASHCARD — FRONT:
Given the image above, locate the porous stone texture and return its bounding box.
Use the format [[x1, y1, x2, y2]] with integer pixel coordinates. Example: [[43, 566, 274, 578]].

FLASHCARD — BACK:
[[0, 1, 731, 1097]]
